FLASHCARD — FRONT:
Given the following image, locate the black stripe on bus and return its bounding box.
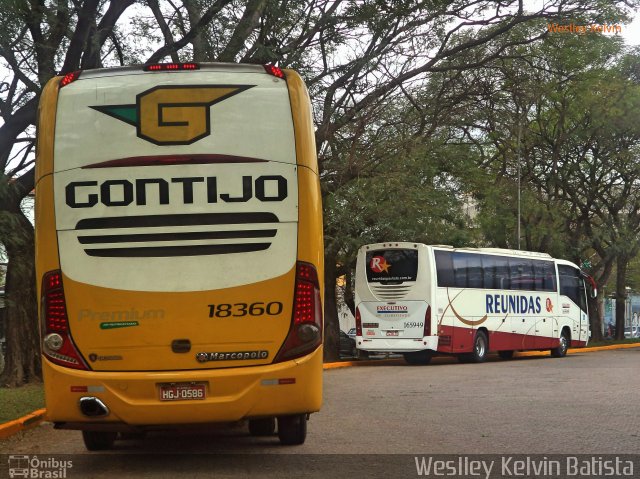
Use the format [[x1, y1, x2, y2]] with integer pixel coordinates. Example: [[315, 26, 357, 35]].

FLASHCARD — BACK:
[[77, 229, 277, 244], [76, 213, 279, 230], [83, 243, 271, 257]]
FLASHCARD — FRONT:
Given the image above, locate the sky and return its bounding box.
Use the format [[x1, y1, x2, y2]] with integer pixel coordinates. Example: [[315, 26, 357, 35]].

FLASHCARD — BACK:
[[622, 14, 640, 46]]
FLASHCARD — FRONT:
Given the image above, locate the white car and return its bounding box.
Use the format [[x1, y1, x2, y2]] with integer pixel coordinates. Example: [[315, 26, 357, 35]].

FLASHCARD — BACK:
[[624, 326, 640, 338]]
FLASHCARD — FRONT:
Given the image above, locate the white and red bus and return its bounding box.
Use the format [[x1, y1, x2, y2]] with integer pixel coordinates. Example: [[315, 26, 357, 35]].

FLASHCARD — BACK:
[[355, 243, 596, 364]]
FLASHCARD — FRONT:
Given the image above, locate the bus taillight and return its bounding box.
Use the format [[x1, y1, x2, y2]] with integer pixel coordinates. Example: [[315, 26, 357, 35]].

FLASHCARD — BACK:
[[41, 270, 89, 370], [424, 306, 431, 337], [355, 307, 362, 336], [274, 262, 322, 362]]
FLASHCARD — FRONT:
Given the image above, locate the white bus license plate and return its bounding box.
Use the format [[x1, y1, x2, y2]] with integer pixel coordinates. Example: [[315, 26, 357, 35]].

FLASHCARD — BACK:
[[386, 331, 399, 336], [158, 383, 206, 401]]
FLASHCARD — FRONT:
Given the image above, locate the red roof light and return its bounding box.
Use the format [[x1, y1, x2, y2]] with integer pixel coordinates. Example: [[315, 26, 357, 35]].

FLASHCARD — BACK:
[[263, 64, 285, 79], [60, 71, 81, 88], [144, 63, 200, 72]]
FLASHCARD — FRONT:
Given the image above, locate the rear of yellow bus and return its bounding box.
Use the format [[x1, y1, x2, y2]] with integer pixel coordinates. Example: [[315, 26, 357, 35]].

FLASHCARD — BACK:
[[35, 63, 323, 448]]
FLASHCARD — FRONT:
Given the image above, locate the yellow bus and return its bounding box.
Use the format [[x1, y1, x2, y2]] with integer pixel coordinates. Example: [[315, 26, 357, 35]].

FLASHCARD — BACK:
[[35, 63, 323, 449]]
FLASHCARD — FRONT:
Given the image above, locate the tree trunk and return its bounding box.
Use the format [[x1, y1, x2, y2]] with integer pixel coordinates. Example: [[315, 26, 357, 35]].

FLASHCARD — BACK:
[[0, 207, 40, 386], [587, 293, 603, 342], [323, 250, 339, 362], [614, 255, 628, 341]]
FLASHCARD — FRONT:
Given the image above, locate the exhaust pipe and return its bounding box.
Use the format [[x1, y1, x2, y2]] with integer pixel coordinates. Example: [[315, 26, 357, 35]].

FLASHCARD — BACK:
[[79, 397, 109, 417]]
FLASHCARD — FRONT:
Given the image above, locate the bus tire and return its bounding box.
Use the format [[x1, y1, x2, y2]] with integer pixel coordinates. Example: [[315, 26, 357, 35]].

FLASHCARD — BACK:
[[277, 414, 307, 445], [551, 330, 569, 358], [403, 351, 432, 365], [498, 350, 514, 360], [469, 330, 488, 363], [82, 431, 117, 451], [249, 417, 276, 436]]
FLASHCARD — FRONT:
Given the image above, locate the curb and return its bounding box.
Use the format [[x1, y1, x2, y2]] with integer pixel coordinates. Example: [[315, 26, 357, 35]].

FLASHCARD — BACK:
[[1, 342, 638, 439], [0, 408, 46, 440], [323, 341, 640, 367]]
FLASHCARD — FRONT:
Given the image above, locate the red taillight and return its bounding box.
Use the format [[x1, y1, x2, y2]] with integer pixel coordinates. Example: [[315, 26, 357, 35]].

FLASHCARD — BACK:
[[41, 270, 88, 370], [263, 64, 285, 79], [143, 63, 199, 72], [424, 306, 431, 337], [274, 262, 322, 363], [60, 71, 81, 88], [355, 307, 362, 336]]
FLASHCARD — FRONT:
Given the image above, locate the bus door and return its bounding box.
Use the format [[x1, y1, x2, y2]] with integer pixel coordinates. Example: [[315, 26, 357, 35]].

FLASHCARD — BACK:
[[558, 265, 588, 346]]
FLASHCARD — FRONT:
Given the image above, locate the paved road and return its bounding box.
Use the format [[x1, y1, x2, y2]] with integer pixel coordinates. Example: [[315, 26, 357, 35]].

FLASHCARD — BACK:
[[1, 349, 639, 477]]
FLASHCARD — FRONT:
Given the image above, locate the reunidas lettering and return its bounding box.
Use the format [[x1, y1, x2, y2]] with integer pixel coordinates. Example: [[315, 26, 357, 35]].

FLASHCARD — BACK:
[[65, 175, 288, 208], [486, 294, 542, 315]]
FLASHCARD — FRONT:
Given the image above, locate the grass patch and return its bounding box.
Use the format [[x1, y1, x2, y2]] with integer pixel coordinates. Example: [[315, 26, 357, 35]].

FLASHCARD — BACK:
[[0, 383, 45, 423], [587, 338, 640, 348]]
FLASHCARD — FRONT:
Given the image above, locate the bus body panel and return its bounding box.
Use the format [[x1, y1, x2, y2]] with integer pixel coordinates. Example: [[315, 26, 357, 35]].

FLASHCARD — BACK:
[[43, 347, 322, 425], [36, 64, 323, 427]]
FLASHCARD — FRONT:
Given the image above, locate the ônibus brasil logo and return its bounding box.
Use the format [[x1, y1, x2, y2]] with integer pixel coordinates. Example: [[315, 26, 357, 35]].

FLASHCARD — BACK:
[[370, 256, 391, 274], [91, 85, 253, 145]]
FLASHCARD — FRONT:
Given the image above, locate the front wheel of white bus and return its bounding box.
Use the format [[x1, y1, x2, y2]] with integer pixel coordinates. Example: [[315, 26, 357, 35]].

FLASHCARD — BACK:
[[551, 329, 570, 358], [277, 414, 307, 445]]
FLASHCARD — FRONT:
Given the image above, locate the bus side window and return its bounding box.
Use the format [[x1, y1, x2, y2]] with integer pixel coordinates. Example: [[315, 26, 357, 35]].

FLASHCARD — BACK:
[[466, 254, 483, 288], [435, 250, 454, 287], [452, 252, 468, 288], [542, 261, 557, 292], [494, 257, 510, 290], [483, 255, 497, 289], [510, 258, 534, 291]]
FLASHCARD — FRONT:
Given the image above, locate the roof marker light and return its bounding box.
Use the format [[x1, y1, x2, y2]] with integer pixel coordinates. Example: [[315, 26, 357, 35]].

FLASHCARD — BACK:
[[60, 71, 81, 88], [143, 63, 200, 72], [263, 64, 285, 79]]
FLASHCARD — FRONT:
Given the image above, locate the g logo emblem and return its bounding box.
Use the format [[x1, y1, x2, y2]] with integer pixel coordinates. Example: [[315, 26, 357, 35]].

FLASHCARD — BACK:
[[91, 85, 253, 145]]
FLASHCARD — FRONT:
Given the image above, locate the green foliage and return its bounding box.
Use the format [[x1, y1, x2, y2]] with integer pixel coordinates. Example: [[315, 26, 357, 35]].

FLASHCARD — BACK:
[[0, 383, 44, 422]]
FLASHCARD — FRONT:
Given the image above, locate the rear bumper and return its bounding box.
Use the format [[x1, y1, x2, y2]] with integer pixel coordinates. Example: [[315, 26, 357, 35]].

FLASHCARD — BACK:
[[43, 347, 322, 427], [356, 336, 438, 353]]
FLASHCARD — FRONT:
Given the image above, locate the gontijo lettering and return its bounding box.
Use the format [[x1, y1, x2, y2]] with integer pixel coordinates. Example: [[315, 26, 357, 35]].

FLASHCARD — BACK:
[[486, 294, 542, 314]]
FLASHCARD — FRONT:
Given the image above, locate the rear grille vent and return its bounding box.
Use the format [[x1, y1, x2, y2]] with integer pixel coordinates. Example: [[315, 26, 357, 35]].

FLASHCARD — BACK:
[[370, 284, 412, 300], [75, 212, 278, 257], [439, 335, 452, 346]]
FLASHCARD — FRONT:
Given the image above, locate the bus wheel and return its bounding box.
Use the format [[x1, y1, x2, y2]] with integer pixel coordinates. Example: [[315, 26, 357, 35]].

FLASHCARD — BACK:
[[403, 351, 432, 365], [82, 431, 117, 451], [551, 330, 569, 358], [469, 330, 488, 363], [277, 414, 307, 445], [249, 417, 276, 436], [498, 350, 514, 360]]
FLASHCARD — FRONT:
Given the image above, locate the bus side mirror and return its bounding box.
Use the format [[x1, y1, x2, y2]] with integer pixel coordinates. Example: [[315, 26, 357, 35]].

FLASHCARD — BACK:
[[590, 288, 598, 299]]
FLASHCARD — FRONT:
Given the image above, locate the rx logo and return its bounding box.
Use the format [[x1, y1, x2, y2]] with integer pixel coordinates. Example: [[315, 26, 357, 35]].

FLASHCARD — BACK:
[[91, 84, 253, 145], [370, 256, 391, 274]]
